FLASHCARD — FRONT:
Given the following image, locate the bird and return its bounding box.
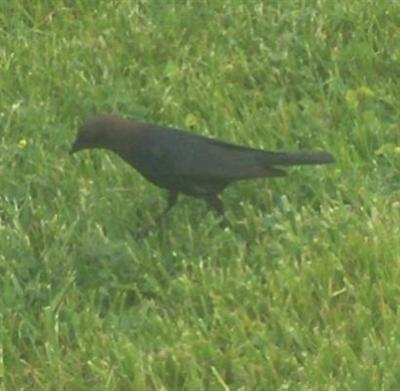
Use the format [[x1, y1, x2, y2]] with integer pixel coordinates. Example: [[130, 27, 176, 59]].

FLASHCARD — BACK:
[[70, 114, 334, 234]]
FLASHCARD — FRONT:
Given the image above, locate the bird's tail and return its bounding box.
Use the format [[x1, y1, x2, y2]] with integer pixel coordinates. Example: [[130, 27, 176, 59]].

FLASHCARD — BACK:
[[261, 150, 335, 166]]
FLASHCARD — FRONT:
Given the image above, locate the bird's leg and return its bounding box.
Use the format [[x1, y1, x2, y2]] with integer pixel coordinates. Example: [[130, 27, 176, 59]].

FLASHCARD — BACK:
[[204, 195, 224, 215], [156, 191, 179, 222], [204, 195, 229, 228], [133, 191, 178, 239]]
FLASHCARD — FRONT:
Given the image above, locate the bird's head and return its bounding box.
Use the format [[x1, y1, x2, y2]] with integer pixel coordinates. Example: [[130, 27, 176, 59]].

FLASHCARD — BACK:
[[70, 114, 121, 154]]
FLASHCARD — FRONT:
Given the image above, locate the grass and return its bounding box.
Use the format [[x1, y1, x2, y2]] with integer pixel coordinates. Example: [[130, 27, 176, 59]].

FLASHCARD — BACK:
[[1, 0, 400, 389]]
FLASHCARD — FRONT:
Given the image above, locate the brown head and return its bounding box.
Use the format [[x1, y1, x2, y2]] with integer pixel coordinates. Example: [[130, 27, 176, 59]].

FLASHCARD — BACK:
[[70, 114, 141, 154]]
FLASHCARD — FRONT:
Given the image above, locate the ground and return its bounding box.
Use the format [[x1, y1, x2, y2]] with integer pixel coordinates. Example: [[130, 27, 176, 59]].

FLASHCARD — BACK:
[[1, 1, 399, 389]]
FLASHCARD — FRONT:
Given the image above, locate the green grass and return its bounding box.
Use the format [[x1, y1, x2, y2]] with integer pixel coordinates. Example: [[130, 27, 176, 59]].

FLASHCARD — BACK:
[[1, 0, 400, 389]]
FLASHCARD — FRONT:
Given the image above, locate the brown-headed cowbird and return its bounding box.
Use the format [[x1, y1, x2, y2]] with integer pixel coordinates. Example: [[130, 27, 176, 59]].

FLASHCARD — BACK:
[[71, 114, 334, 231]]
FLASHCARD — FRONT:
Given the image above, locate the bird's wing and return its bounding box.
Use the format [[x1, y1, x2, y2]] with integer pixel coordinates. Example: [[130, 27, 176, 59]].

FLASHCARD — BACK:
[[136, 124, 332, 182], [148, 133, 288, 180]]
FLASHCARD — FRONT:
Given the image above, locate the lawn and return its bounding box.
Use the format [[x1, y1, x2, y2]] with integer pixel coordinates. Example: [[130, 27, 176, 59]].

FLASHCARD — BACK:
[[1, 1, 400, 389]]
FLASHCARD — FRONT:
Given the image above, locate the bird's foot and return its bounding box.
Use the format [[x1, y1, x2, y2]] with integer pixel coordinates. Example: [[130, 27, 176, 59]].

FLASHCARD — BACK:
[[131, 226, 153, 240]]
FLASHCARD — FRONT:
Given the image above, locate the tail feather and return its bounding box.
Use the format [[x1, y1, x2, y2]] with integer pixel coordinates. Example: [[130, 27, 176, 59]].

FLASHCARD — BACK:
[[260, 151, 335, 166]]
